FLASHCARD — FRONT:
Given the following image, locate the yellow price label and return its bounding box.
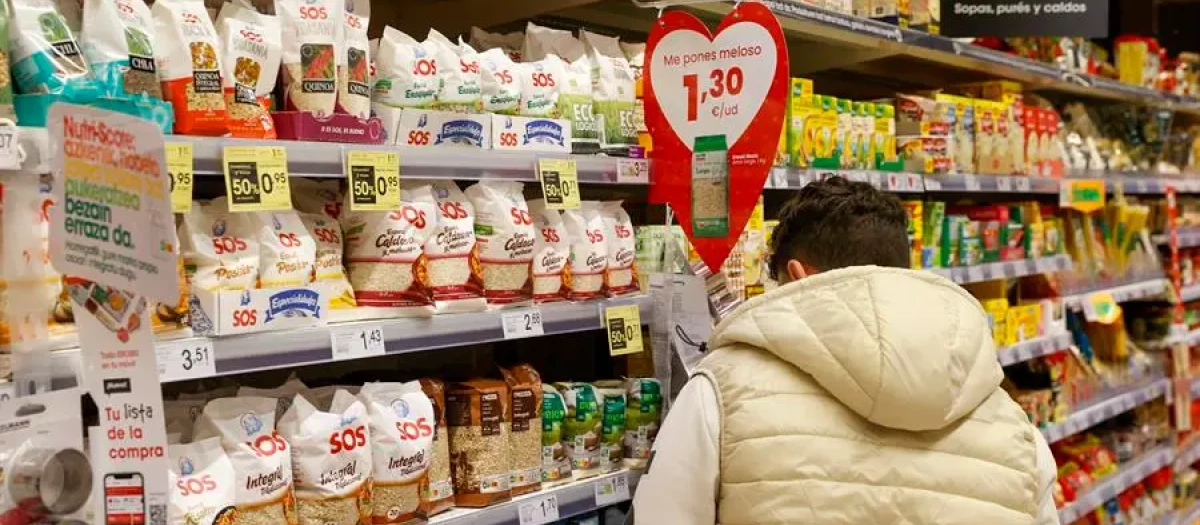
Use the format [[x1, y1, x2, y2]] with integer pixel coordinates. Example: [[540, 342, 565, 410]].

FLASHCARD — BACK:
[[537, 158, 580, 210], [1085, 292, 1121, 324], [223, 146, 292, 212], [1060, 179, 1106, 214], [604, 304, 644, 356], [346, 151, 401, 211], [166, 142, 194, 213]]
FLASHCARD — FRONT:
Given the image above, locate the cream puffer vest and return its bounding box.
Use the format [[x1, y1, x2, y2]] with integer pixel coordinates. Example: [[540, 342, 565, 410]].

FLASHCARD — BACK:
[[696, 267, 1041, 525]]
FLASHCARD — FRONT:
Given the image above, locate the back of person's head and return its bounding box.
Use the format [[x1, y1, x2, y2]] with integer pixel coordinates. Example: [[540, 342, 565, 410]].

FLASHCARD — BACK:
[[768, 176, 909, 283]]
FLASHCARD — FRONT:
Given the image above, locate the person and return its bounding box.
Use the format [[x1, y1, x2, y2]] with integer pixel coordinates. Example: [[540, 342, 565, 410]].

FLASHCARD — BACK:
[[631, 176, 1059, 524]]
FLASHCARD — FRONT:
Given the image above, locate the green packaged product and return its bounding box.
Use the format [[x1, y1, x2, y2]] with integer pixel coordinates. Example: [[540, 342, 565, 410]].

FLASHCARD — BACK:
[[941, 215, 965, 267], [555, 381, 602, 480], [595, 380, 626, 473], [922, 202, 945, 268], [623, 378, 662, 469], [541, 383, 571, 486]]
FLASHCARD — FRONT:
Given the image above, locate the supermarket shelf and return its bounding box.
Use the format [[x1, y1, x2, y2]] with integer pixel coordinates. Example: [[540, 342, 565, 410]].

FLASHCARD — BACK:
[[1042, 378, 1172, 444], [432, 469, 639, 525], [997, 332, 1073, 367], [1143, 328, 1200, 351], [1062, 277, 1171, 310], [922, 173, 1060, 194], [1110, 176, 1200, 195], [928, 255, 1073, 285], [1183, 284, 1200, 303], [1057, 446, 1174, 523], [1178, 437, 1200, 469], [1155, 230, 1200, 249]]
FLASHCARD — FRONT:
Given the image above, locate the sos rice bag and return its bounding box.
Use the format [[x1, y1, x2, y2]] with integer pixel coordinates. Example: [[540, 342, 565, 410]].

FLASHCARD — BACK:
[[523, 23, 596, 149], [299, 213, 355, 309], [168, 437, 238, 525], [340, 183, 438, 313], [10, 0, 92, 94], [80, 0, 161, 98], [178, 199, 260, 291], [358, 381, 435, 524], [278, 391, 371, 525], [562, 202, 607, 301], [153, 0, 229, 135], [290, 178, 343, 219], [581, 30, 637, 152], [527, 199, 569, 303], [277, 0, 340, 116], [464, 181, 535, 307], [215, 2, 281, 138], [425, 181, 485, 313], [425, 28, 480, 113], [247, 210, 316, 289], [337, 0, 370, 119], [478, 47, 520, 115], [600, 201, 638, 296], [416, 378, 454, 518], [516, 55, 563, 118], [373, 27, 436, 109]]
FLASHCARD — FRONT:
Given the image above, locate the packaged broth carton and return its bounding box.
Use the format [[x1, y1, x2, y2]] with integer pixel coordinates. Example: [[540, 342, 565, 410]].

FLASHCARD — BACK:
[[786, 78, 819, 168], [874, 103, 902, 171]]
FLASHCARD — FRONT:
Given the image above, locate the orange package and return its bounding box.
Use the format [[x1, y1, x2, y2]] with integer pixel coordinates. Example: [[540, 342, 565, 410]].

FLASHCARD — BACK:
[[152, 0, 230, 136]]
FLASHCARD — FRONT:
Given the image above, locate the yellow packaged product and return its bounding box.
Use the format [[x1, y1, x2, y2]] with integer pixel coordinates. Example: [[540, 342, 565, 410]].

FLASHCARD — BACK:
[[786, 78, 818, 168], [980, 298, 1009, 345], [744, 197, 765, 297]]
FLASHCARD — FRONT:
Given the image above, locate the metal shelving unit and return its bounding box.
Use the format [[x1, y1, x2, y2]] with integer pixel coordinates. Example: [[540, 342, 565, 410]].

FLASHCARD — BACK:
[[1058, 446, 1174, 523], [433, 470, 640, 525], [1042, 378, 1172, 444], [929, 255, 1073, 285], [997, 333, 1073, 367]]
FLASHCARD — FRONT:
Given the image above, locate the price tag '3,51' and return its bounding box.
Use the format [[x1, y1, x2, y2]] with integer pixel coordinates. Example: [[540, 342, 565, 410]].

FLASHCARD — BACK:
[[604, 304, 644, 356], [157, 338, 216, 382], [346, 150, 401, 212], [223, 146, 292, 212], [166, 142, 194, 213], [538, 158, 581, 210]]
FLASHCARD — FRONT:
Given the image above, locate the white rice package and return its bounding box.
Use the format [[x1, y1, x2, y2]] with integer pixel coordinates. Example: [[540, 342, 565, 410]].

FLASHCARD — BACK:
[[290, 178, 344, 220], [425, 181, 485, 313], [426, 28, 480, 112], [523, 24, 596, 148], [79, 0, 162, 98], [299, 213, 356, 309], [277, 0, 341, 116], [478, 47, 521, 115], [337, 0, 370, 119], [164, 398, 208, 444], [358, 381, 436, 524], [279, 391, 371, 525], [248, 210, 317, 288], [373, 27, 437, 109], [341, 184, 439, 312], [192, 397, 296, 525], [527, 199, 570, 303], [168, 437, 238, 525], [600, 201, 638, 296], [516, 55, 563, 118], [464, 181, 535, 306], [178, 198, 260, 291], [581, 30, 637, 152], [238, 377, 309, 421], [562, 202, 608, 301]]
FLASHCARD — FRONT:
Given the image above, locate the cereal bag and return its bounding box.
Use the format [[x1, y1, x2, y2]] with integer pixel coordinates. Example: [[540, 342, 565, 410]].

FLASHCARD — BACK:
[[358, 381, 435, 524], [153, 0, 229, 135], [80, 0, 161, 98]]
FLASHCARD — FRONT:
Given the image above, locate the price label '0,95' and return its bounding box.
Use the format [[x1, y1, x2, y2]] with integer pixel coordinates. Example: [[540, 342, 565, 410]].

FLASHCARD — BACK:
[[166, 142, 194, 213], [223, 146, 292, 211], [537, 158, 580, 210], [346, 150, 401, 212], [604, 304, 644, 356]]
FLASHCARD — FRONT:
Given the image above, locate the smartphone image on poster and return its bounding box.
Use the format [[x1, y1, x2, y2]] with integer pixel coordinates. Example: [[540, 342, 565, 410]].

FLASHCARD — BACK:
[[104, 472, 146, 525]]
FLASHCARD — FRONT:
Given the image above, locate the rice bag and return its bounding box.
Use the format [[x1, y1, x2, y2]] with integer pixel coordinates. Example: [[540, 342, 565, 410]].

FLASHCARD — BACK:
[[425, 28, 480, 113], [373, 26, 436, 109], [562, 202, 607, 301]]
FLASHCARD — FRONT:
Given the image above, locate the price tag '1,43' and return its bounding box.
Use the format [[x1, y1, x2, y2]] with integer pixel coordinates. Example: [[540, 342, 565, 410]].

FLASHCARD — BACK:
[[157, 338, 216, 382], [346, 150, 401, 211], [331, 323, 386, 361], [518, 494, 559, 525], [538, 158, 580, 210], [604, 304, 644, 356], [223, 146, 292, 211], [166, 142, 194, 213]]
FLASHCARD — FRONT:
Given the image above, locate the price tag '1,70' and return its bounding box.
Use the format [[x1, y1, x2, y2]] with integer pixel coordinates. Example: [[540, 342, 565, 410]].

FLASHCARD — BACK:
[[518, 494, 560, 525], [537, 158, 581, 210], [157, 338, 217, 382], [223, 146, 292, 212], [330, 323, 386, 361], [604, 304, 644, 356], [166, 142, 194, 213], [346, 150, 401, 211]]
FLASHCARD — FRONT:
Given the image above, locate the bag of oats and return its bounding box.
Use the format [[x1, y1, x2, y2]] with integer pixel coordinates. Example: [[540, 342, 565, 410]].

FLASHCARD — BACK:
[[600, 201, 638, 296], [80, 0, 161, 98], [278, 391, 370, 525], [168, 437, 238, 525], [554, 382, 601, 480], [372, 26, 436, 109], [337, 0, 370, 119], [152, 0, 229, 135], [623, 378, 661, 469], [192, 397, 297, 525], [562, 202, 607, 301], [527, 199, 570, 303], [247, 211, 316, 289], [341, 184, 438, 313], [10, 0, 92, 95], [478, 47, 520, 115], [357, 381, 435, 524], [540, 384, 570, 487], [299, 213, 355, 309], [237, 378, 309, 421], [581, 30, 637, 152], [500, 364, 543, 496], [425, 180, 485, 313], [179, 199, 260, 292], [425, 28, 480, 113], [594, 380, 626, 473], [417, 378, 454, 518], [277, 0, 340, 116], [215, 2, 281, 139], [446, 379, 512, 507], [464, 181, 535, 307]]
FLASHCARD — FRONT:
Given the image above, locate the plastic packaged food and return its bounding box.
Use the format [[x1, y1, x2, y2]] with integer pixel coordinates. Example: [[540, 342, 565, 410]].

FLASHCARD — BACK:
[[479, 47, 520, 115], [425, 28, 480, 113], [153, 0, 229, 135], [215, 2, 281, 138], [581, 30, 637, 152], [340, 184, 438, 312], [80, 0, 161, 98], [446, 379, 512, 507], [527, 199, 571, 303], [373, 27, 436, 109], [562, 202, 608, 301], [500, 364, 543, 496], [178, 199, 260, 292], [248, 211, 316, 289], [278, 391, 370, 525], [299, 213, 355, 309], [594, 380, 626, 473], [541, 383, 571, 486], [10, 0, 91, 94], [416, 378, 455, 518], [426, 181, 485, 313], [465, 181, 536, 307], [358, 381, 436, 524], [555, 381, 602, 480], [168, 437, 238, 525], [277, 0, 340, 116], [600, 201, 638, 296], [337, 0, 370, 119], [623, 378, 662, 469]]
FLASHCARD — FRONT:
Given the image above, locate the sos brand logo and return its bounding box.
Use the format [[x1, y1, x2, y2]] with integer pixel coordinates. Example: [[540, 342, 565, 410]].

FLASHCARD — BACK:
[[395, 417, 433, 441], [176, 457, 219, 497], [387, 206, 428, 228], [510, 208, 532, 226], [329, 425, 368, 453], [439, 200, 468, 220]]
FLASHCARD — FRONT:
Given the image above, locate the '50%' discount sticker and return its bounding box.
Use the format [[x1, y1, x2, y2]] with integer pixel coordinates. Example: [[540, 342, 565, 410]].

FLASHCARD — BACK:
[[223, 146, 292, 211]]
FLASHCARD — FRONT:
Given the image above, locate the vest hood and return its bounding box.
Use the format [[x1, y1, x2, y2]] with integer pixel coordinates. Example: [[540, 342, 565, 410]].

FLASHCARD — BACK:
[[708, 266, 1003, 432]]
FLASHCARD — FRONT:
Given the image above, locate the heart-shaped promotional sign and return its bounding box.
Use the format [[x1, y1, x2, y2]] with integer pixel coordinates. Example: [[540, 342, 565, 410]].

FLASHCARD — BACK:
[[645, 2, 788, 272]]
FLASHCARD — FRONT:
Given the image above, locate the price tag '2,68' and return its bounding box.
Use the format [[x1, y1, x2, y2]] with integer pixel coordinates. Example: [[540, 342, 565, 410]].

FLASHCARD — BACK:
[[604, 304, 644, 356], [346, 150, 401, 211], [537, 158, 580, 210], [166, 142, 194, 213], [223, 146, 292, 211]]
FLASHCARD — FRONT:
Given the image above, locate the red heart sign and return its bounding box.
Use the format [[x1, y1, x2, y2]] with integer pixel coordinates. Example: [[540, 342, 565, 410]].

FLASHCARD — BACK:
[[645, 3, 788, 272]]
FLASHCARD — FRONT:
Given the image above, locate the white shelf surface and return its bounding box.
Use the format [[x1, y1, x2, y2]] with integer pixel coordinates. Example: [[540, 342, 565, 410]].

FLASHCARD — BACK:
[[1042, 378, 1172, 444], [928, 255, 1073, 285], [1143, 328, 1200, 351], [1057, 446, 1174, 523], [432, 469, 639, 525], [1062, 277, 1171, 309], [997, 332, 1073, 367]]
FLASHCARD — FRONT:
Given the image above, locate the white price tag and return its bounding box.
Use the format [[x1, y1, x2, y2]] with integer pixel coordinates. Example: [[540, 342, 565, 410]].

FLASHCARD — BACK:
[[963, 175, 981, 192], [886, 173, 904, 191], [906, 173, 922, 191], [519, 494, 560, 525], [502, 308, 545, 339], [616, 159, 649, 184], [996, 177, 1012, 191], [594, 473, 631, 506], [846, 171, 868, 183], [330, 324, 386, 361], [157, 338, 217, 382], [0, 126, 20, 170], [966, 266, 985, 283]]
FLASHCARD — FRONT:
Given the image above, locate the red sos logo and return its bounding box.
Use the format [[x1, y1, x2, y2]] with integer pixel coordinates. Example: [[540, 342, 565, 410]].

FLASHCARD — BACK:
[[531, 72, 556, 87], [115, 1, 134, 14], [176, 475, 217, 497], [278, 232, 302, 247], [395, 417, 433, 440], [493, 70, 513, 85], [586, 229, 604, 243], [439, 201, 468, 220], [299, 6, 327, 19], [313, 227, 340, 244], [239, 29, 263, 43], [388, 206, 427, 228], [498, 132, 518, 147], [345, 13, 362, 29], [541, 228, 560, 243], [329, 425, 367, 453], [615, 224, 632, 239], [510, 208, 532, 226], [212, 237, 248, 254], [407, 130, 431, 146], [247, 430, 288, 457], [181, 12, 200, 24], [412, 59, 436, 76], [232, 309, 258, 327]]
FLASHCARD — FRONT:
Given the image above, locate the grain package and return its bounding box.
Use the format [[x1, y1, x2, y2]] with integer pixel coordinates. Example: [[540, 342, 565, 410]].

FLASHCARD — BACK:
[[623, 378, 662, 469], [79, 0, 161, 98], [373, 27, 436, 109], [164, 398, 208, 444], [426, 180, 485, 313], [527, 199, 570, 303], [446, 379, 512, 507], [290, 178, 343, 219], [178, 199, 260, 291], [478, 47, 520, 115], [237, 377, 309, 424], [515, 55, 562, 118], [562, 202, 608, 301], [541, 384, 570, 487], [425, 28, 480, 112], [594, 380, 626, 473], [168, 437, 238, 525], [192, 397, 298, 525], [417, 378, 454, 518], [299, 213, 355, 309], [464, 181, 535, 307], [215, 2, 282, 139], [247, 211, 316, 289], [337, 0, 370, 119], [523, 23, 596, 150], [358, 381, 436, 523], [277, 0, 340, 116], [470, 26, 522, 62], [10, 0, 91, 95], [340, 184, 438, 313], [278, 391, 370, 525], [581, 30, 637, 152], [153, 0, 228, 135], [500, 364, 543, 496], [600, 201, 638, 296], [555, 382, 601, 480]]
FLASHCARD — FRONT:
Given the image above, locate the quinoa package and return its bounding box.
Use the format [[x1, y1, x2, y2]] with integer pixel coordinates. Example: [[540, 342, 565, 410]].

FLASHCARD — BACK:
[[527, 199, 570, 303], [358, 381, 436, 524], [80, 0, 161, 98], [153, 0, 228, 135], [562, 202, 608, 301], [215, 2, 282, 138], [554, 381, 601, 480], [277, 0, 340, 116], [581, 30, 637, 152], [425, 28, 480, 112], [337, 0, 370, 119], [464, 181, 535, 307], [278, 391, 370, 525], [179, 198, 260, 291], [168, 437, 238, 525], [373, 27, 436, 109], [500, 364, 543, 496], [623, 378, 662, 469], [600, 201, 638, 296], [446, 379, 512, 507], [340, 184, 438, 312], [426, 180, 485, 313], [478, 47, 520, 115], [248, 210, 316, 289], [417, 378, 454, 518], [541, 383, 571, 487], [10, 0, 91, 94], [192, 397, 298, 525], [299, 213, 356, 309], [594, 380, 626, 473]]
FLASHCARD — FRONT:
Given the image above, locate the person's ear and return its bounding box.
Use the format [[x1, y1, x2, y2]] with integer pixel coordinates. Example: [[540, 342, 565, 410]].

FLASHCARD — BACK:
[[787, 259, 808, 281]]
